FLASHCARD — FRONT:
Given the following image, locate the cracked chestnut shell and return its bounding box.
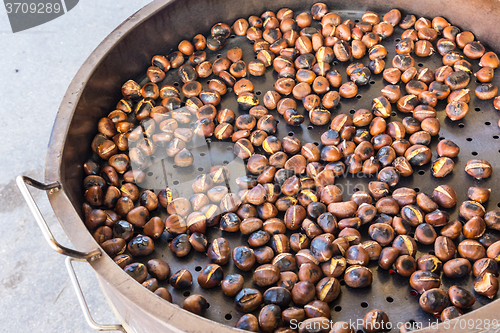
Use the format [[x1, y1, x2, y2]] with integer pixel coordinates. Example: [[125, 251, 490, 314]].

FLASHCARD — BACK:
[[169, 269, 192, 289], [432, 185, 457, 208], [465, 159, 492, 179], [410, 270, 440, 294], [254, 264, 280, 287], [315, 277, 341, 303], [474, 273, 499, 298], [235, 288, 263, 312], [127, 235, 154, 257]]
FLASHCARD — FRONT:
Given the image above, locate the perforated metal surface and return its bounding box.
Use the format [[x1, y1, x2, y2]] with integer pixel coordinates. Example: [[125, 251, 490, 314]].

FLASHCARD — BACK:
[[111, 9, 500, 332]]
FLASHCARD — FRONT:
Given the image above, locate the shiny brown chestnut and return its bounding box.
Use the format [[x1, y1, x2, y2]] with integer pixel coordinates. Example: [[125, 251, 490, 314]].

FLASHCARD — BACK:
[[417, 255, 443, 273], [235, 314, 259, 332], [188, 232, 208, 252], [473, 258, 499, 277], [485, 212, 500, 231], [254, 246, 274, 264], [448, 285, 475, 309], [363, 309, 390, 333], [393, 235, 418, 256], [303, 300, 330, 320], [262, 287, 291, 311], [282, 307, 305, 326], [237, 288, 274, 321], [142, 278, 158, 292], [425, 212, 449, 229], [395, 255, 417, 277], [263, 218, 286, 235], [435, 236, 456, 262], [463, 216, 486, 239], [127, 235, 154, 257], [465, 159, 493, 179], [479, 232, 500, 248], [415, 223, 437, 245], [153, 287, 172, 302], [207, 238, 231, 265], [474, 273, 499, 298], [443, 258, 472, 278], [432, 185, 457, 209], [436, 139, 460, 158], [183, 294, 207, 316], [272, 253, 297, 273], [405, 144, 432, 166], [344, 265, 372, 288], [361, 241, 382, 261], [291, 281, 316, 305], [146, 259, 170, 281], [368, 223, 395, 247], [314, 277, 340, 303], [198, 264, 224, 288], [458, 239, 486, 261], [419, 288, 449, 314], [428, 210, 451, 230], [165, 214, 187, 235], [321, 254, 348, 278], [233, 246, 256, 271], [169, 269, 192, 289], [278, 271, 299, 292], [410, 270, 441, 294], [235, 288, 263, 313], [346, 245, 370, 266], [441, 306, 462, 322], [468, 186, 491, 203], [123, 262, 147, 283], [309, 233, 335, 263], [253, 264, 280, 287]]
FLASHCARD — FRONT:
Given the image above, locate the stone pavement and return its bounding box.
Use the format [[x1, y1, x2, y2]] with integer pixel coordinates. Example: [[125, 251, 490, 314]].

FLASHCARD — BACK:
[[0, 1, 151, 331]]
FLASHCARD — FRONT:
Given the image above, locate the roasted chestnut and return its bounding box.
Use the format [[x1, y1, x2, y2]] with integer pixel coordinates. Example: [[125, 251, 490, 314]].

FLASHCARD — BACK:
[[169, 269, 192, 289], [419, 288, 449, 314], [235, 288, 263, 312]]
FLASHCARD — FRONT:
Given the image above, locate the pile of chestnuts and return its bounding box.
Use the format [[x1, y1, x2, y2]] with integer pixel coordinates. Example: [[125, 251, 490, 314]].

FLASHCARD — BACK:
[[82, 2, 500, 332]]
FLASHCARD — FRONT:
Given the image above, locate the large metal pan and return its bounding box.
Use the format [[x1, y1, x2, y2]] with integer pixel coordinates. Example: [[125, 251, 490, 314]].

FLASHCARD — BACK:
[[17, 0, 500, 332]]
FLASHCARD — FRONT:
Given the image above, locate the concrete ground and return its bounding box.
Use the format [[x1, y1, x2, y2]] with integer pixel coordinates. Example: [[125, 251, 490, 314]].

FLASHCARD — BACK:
[[0, 1, 151, 332]]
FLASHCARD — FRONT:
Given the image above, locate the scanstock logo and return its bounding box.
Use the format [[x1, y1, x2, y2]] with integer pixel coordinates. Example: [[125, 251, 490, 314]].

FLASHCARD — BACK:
[[4, 0, 79, 32]]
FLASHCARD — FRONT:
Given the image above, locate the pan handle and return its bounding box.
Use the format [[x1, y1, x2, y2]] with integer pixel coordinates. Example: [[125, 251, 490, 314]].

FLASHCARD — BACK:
[[66, 257, 124, 331], [16, 175, 102, 262]]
